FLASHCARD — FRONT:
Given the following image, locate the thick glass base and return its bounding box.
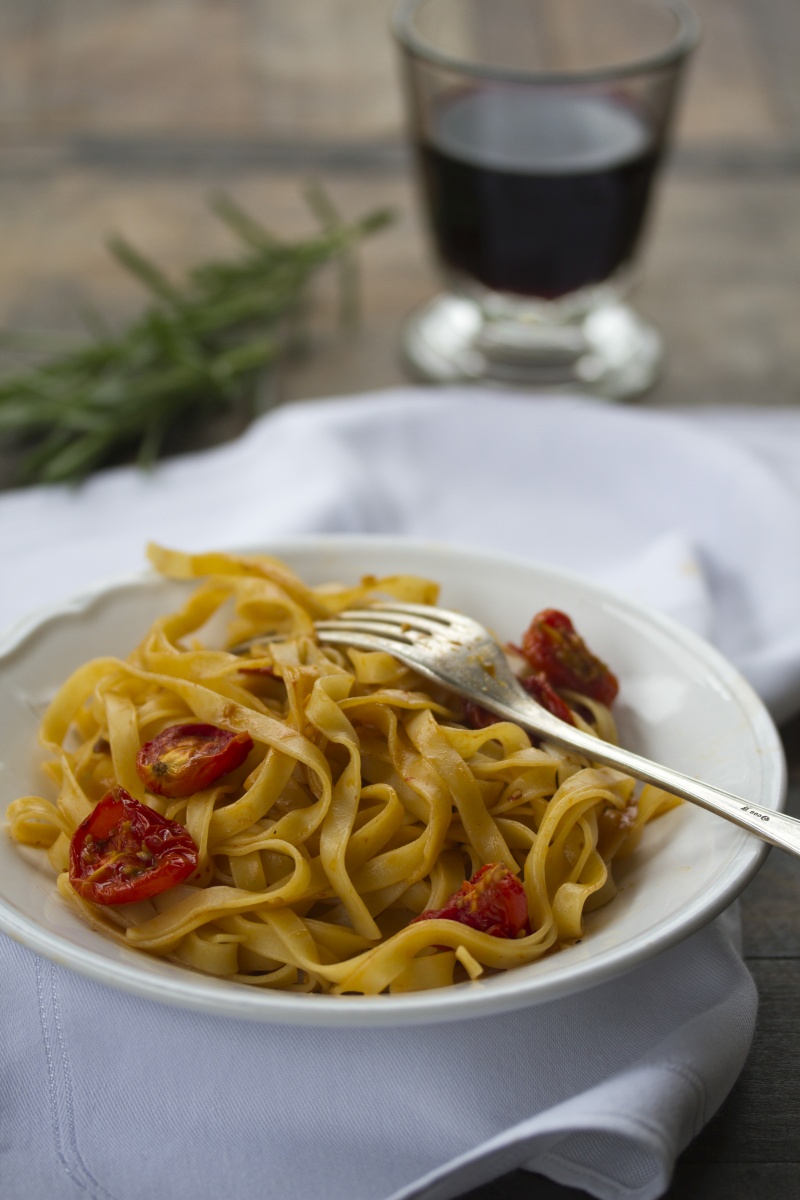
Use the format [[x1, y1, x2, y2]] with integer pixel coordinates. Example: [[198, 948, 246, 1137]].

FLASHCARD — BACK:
[[401, 291, 663, 401]]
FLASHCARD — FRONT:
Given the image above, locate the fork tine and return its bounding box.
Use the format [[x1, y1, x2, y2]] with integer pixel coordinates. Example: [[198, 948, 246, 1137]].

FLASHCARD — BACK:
[[316, 618, 423, 643], [316, 628, 412, 655], [317, 626, 450, 690], [321, 606, 466, 638], [365, 601, 476, 629], [367, 601, 462, 621]]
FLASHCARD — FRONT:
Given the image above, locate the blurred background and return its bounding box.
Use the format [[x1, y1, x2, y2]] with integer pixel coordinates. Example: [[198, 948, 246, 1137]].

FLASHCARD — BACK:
[[0, 0, 797, 411]]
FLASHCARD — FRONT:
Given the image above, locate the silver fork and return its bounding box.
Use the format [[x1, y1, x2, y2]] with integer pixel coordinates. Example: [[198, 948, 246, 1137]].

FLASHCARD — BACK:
[[315, 601, 800, 862]]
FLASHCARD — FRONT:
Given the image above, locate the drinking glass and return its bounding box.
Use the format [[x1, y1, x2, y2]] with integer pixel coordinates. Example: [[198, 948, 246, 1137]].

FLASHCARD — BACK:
[[392, 0, 699, 399]]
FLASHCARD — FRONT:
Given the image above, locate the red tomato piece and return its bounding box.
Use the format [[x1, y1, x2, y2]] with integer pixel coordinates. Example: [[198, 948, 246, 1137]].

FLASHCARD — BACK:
[[518, 670, 575, 725], [69, 786, 198, 905], [461, 699, 499, 730], [520, 609, 619, 706], [462, 671, 573, 730], [414, 862, 531, 938], [136, 722, 253, 798]]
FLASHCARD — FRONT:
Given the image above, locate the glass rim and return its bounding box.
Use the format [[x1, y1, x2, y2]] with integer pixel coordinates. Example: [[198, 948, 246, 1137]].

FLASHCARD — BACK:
[[391, 0, 700, 84]]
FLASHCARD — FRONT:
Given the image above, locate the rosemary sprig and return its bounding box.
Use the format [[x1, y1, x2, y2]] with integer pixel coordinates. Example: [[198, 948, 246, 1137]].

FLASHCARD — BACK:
[[0, 189, 393, 486]]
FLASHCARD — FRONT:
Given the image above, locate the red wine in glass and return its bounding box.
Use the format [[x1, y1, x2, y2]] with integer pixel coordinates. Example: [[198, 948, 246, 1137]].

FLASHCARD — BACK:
[[416, 88, 663, 300]]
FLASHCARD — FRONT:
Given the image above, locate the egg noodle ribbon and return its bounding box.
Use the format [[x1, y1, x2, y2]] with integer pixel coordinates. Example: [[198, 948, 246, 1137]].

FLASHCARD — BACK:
[[6, 545, 678, 995]]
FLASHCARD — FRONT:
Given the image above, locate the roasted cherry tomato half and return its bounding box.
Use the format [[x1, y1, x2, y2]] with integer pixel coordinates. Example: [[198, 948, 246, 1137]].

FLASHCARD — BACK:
[[463, 671, 573, 731], [461, 699, 499, 730], [69, 786, 198, 905], [518, 670, 575, 725], [414, 862, 531, 938], [136, 722, 253, 798], [520, 609, 619, 706]]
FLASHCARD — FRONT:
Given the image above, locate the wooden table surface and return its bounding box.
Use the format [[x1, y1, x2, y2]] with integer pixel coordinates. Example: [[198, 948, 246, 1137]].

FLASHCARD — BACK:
[[1, 2, 798, 1196]]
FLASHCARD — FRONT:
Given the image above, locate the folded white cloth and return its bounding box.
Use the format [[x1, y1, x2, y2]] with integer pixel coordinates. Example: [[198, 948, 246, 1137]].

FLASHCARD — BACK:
[[4, 389, 800, 718], [1, 387, 799, 1200]]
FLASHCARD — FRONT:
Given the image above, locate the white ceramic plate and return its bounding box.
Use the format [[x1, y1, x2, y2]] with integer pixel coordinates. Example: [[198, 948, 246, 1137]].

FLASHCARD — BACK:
[[0, 536, 785, 1026]]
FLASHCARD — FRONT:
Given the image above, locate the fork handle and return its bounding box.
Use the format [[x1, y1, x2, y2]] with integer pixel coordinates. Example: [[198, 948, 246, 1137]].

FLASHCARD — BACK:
[[483, 693, 796, 860]]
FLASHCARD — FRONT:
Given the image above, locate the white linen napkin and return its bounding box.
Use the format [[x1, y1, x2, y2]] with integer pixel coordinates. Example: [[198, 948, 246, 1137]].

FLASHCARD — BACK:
[[1, 387, 798, 1200]]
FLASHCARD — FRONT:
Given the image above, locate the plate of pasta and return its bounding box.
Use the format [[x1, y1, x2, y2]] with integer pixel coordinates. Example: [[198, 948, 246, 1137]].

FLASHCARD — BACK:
[[0, 537, 785, 1025]]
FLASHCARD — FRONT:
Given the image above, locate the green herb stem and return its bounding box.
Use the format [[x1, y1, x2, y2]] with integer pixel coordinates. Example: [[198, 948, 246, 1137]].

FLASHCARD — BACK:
[[0, 191, 393, 486]]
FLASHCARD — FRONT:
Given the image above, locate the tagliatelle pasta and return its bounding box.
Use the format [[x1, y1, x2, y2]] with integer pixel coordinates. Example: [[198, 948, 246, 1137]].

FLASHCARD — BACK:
[[5, 545, 680, 995]]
